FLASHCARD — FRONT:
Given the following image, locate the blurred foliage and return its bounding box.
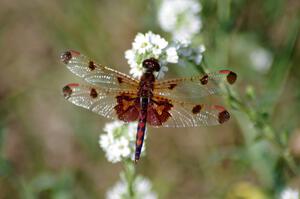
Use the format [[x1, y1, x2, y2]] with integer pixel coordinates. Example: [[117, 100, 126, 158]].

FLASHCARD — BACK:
[[0, 0, 299, 198], [225, 182, 268, 199]]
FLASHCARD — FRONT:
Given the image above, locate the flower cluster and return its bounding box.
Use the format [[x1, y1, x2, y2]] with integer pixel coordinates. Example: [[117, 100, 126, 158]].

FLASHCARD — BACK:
[[125, 31, 178, 79], [280, 188, 299, 199], [99, 121, 145, 163], [176, 42, 206, 65], [106, 175, 157, 199], [125, 31, 206, 80], [158, 0, 202, 43]]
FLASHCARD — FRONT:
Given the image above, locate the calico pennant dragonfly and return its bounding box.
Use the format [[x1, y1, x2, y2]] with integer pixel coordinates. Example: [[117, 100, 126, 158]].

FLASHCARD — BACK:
[[61, 50, 237, 162]]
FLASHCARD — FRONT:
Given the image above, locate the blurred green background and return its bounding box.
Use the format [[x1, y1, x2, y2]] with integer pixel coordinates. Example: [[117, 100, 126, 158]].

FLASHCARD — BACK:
[[0, 0, 299, 198]]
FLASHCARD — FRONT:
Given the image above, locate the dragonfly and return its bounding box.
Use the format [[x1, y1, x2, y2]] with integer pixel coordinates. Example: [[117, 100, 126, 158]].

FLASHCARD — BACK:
[[61, 50, 237, 163]]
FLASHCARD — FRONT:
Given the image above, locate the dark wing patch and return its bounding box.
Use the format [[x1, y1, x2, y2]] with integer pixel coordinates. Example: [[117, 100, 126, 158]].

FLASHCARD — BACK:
[[224, 70, 237, 84], [168, 83, 177, 89], [192, 105, 202, 114], [213, 104, 230, 123], [61, 51, 73, 64], [88, 61, 96, 71], [200, 74, 208, 85], [218, 110, 230, 124], [90, 88, 98, 98], [114, 94, 140, 122], [63, 83, 78, 98], [147, 98, 173, 126]]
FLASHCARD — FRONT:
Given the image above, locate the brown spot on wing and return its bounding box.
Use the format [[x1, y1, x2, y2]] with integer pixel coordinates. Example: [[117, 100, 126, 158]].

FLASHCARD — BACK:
[[62, 83, 79, 99], [200, 74, 208, 85], [117, 77, 123, 84], [60, 50, 80, 64], [192, 105, 202, 114], [62, 85, 72, 99], [218, 110, 230, 124], [114, 94, 139, 122], [90, 88, 98, 98], [168, 83, 177, 90], [88, 61, 96, 71], [147, 100, 173, 126], [61, 51, 72, 64], [219, 70, 237, 84], [227, 71, 237, 84]]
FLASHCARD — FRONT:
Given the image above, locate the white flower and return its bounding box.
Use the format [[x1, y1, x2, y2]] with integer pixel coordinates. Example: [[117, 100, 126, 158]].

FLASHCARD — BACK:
[[129, 64, 144, 80], [132, 32, 168, 55], [280, 188, 299, 199], [158, 0, 202, 43], [99, 121, 145, 163], [176, 42, 206, 65], [106, 176, 157, 199], [166, 47, 179, 63], [134, 176, 157, 199], [106, 180, 126, 199], [125, 31, 179, 79], [249, 48, 273, 73], [193, 44, 206, 65]]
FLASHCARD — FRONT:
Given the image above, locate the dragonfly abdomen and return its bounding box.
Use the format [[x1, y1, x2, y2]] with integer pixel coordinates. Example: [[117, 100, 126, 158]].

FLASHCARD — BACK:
[[135, 97, 149, 162]]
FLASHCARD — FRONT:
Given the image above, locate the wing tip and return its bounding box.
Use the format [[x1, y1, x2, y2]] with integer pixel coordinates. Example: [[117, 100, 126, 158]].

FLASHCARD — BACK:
[[213, 105, 231, 124], [227, 71, 237, 84], [62, 83, 79, 99], [218, 110, 230, 124], [219, 70, 237, 84], [60, 50, 80, 64]]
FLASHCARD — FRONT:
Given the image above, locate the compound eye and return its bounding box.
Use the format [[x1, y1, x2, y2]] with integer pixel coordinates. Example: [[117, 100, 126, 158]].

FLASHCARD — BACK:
[[152, 62, 160, 71], [142, 58, 160, 71]]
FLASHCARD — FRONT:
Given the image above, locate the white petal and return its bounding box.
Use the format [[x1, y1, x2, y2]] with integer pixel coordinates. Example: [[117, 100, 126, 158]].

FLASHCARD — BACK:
[[280, 188, 299, 199], [194, 54, 203, 65], [103, 121, 124, 134], [166, 47, 179, 63], [106, 180, 127, 199], [129, 66, 143, 78], [197, 44, 206, 53], [158, 0, 202, 44], [134, 176, 158, 199], [106, 144, 122, 163], [125, 49, 135, 61], [99, 134, 110, 149]]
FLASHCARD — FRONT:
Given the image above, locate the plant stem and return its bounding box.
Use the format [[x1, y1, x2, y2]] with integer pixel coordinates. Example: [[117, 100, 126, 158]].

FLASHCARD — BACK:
[[123, 160, 136, 199]]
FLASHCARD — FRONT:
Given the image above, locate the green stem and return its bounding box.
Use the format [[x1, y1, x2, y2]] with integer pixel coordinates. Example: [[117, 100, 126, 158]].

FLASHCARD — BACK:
[[228, 85, 299, 176], [123, 160, 136, 199]]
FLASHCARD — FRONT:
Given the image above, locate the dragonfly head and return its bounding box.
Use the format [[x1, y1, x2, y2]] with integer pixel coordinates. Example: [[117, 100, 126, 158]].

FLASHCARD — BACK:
[[142, 58, 160, 72]]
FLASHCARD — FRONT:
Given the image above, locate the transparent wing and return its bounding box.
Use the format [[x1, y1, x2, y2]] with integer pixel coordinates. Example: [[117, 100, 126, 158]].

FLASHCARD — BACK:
[[147, 96, 231, 128], [153, 70, 237, 101], [61, 50, 139, 89], [62, 83, 140, 122]]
